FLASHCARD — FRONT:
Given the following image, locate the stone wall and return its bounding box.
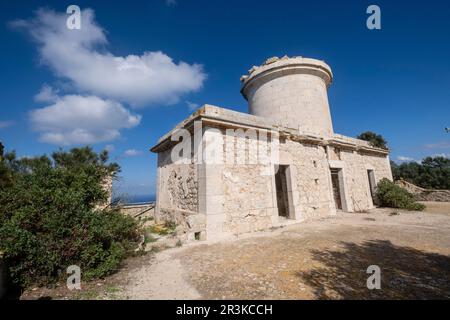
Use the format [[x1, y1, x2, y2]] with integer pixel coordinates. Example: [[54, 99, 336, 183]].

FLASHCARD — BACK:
[[155, 147, 202, 240], [246, 74, 333, 136], [241, 56, 334, 137], [152, 106, 393, 240], [204, 127, 338, 237], [284, 140, 335, 219], [156, 148, 198, 213], [339, 150, 372, 211], [197, 127, 276, 238], [120, 203, 155, 218], [222, 164, 274, 235], [95, 174, 113, 210], [339, 150, 392, 212]]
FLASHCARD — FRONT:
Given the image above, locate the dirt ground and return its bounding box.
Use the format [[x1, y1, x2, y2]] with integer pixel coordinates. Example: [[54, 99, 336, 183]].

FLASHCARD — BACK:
[[21, 202, 450, 300]]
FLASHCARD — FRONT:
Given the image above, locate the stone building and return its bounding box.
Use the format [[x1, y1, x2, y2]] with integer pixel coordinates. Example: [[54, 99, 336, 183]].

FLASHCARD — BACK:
[[150, 56, 392, 241]]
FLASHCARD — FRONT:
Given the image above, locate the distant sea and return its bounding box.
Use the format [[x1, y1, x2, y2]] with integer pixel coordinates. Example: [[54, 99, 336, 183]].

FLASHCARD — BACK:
[[113, 194, 156, 204]]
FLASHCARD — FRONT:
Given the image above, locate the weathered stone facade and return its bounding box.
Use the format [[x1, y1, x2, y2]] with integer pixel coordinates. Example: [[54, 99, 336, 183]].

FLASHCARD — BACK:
[[151, 56, 392, 241]]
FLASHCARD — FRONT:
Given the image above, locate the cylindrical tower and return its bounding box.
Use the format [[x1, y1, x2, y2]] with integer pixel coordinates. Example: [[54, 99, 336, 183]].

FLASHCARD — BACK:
[[240, 56, 334, 137]]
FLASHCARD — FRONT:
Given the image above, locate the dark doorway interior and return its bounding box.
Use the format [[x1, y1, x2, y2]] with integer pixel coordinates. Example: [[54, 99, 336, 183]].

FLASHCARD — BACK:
[[331, 168, 343, 210], [275, 165, 289, 218], [367, 170, 376, 204]]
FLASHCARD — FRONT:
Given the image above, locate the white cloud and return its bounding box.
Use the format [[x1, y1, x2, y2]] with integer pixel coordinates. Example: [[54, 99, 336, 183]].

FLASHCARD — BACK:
[[34, 84, 59, 103], [186, 101, 199, 111], [123, 149, 143, 157], [11, 8, 206, 106], [0, 121, 14, 129], [29, 95, 141, 145], [397, 156, 415, 162], [431, 153, 450, 159], [104, 144, 115, 153]]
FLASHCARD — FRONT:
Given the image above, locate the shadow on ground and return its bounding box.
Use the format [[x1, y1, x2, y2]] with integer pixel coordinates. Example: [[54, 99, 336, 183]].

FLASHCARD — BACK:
[[297, 240, 450, 299]]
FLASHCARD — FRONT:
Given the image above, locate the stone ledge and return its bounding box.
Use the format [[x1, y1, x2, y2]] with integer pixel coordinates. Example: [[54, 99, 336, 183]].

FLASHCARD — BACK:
[[150, 105, 389, 156]]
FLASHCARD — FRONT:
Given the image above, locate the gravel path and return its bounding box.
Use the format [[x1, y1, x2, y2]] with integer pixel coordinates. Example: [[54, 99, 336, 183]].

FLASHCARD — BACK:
[[122, 249, 201, 300]]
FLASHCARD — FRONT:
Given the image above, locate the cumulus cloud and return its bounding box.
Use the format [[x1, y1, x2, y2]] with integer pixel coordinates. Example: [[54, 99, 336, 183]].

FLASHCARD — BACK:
[[34, 84, 59, 103], [104, 144, 115, 152], [11, 8, 206, 106], [397, 156, 415, 162], [30, 95, 141, 145], [431, 153, 450, 159], [123, 149, 143, 157]]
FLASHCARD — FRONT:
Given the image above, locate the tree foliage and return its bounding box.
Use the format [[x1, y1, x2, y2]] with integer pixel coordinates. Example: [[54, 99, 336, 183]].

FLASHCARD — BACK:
[[391, 156, 450, 190], [357, 131, 388, 149], [376, 178, 425, 211], [0, 146, 139, 287]]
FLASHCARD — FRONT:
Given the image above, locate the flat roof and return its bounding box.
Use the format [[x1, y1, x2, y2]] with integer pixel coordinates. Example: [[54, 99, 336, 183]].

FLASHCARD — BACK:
[[150, 104, 389, 156]]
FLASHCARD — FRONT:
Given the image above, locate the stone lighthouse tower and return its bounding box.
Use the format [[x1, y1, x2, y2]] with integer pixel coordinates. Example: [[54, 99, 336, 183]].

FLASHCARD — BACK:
[[240, 56, 334, 137]]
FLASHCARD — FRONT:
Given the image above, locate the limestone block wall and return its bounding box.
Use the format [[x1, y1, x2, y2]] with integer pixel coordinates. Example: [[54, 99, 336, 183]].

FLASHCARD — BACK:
[[156, 148, 198, 213], [282, 140, 336, 219], [222, 164, 275, 235], [155, 148, 204, 238], [119, 203, 155, 218], [338, 150, 392, 212], [95, 174, 113, 210], [152, 111, 392, 240], [363, 153, 393, 182], [339, 150, 372, 212], [241, 57, 334, 137], [200, 126, 338, 238], [246, 74, 334, 136], [200, 126, 277, 237]]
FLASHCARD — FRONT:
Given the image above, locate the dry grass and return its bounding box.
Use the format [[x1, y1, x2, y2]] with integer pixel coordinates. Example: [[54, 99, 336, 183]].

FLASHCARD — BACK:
[[418, 201, 450, 215]]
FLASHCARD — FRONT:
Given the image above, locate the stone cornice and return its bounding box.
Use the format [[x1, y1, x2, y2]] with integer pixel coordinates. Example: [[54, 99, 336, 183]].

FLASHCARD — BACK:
[[150, 105, 389, 156]]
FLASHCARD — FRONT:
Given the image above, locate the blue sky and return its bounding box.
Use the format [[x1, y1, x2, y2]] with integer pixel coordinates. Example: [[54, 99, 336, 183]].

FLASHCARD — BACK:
[[0, 0, 449, 199]]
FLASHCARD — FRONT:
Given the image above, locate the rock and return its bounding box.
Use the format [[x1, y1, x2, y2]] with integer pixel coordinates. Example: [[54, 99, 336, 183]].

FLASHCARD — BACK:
[[395, 179, 450, 202]]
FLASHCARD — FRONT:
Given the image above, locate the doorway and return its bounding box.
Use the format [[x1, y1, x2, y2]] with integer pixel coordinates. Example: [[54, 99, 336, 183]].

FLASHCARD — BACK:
[[274, 165, 290, 218], [367, 170, 376, 204], [330, 168, 343, 210]]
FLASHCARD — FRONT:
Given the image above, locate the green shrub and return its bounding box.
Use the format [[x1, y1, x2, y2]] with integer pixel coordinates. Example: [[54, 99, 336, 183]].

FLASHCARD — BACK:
[[0, 147, 140, 287], [357, 131, 388, 149], [375, 178, 425, 211]]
